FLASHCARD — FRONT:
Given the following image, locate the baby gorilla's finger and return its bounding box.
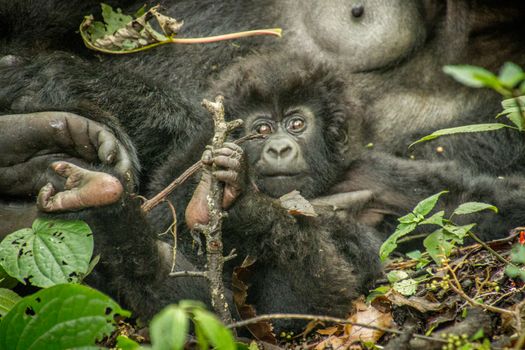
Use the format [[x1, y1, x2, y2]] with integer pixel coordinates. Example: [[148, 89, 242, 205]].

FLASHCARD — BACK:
[[213, 155, 241, 171], [212, 142, 243, 159], [223, 142, 243, 153], [213, 170, 239, 186], [201, 149, 213, 165]]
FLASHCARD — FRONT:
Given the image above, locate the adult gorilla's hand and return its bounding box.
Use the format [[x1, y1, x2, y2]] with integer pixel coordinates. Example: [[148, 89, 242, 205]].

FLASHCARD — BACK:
[[0, 112, 133, 197], [311, 191, 398, 227]]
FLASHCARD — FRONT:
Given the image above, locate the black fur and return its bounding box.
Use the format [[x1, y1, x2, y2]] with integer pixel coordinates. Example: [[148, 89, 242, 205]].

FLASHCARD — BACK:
[[2, 0, 525, 330]]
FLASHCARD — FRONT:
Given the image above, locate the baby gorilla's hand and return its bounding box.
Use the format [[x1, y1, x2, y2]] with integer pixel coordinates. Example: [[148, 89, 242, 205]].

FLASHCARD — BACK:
[[201, 142, 245, 208], [185, 143, 246, 229]]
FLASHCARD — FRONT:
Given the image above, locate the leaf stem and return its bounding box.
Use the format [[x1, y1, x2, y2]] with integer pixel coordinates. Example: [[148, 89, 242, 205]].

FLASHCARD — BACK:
[[80, 17, 282, 55]]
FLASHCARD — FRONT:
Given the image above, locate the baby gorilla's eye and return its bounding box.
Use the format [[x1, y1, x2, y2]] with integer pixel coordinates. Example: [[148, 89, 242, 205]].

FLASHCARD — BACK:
[[287, 117, 306, 133], [255, 122, 273, 135]]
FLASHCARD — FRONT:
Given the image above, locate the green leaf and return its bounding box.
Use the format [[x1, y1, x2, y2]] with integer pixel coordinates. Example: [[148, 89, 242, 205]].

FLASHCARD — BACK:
[[398, 212, 417, 224], [393, 278, 418, 296], [0, 288, 21, 318], [410, 123, 510, 147], [504, 111, 525, 131], [86, 19, 107, 41], [192, 308, 236, 350], [405, 250, 430, 269], [505, 265, 525, 281], [101, 3, 133, 35], [194, 323, 209, 350], [150, 305, 189, 350], [249, 341, 260, 350], [406, 250, 422, 260], [413, 191, 448, 217], [365, 285, 390, 303], [415, 258, 431, 270], [419, 210, 445, 227], [116, 336, 142, 350], [0, 218, 94, 288], [387, 270, 409, 284], [470, 328, 485, 341], [0, 284, 129, 350], [443, 224, 475, 241], [443, 65, 499, 88], [500, 97, 525, 130], [453, 202, 498, 215], [133, 5, 147, 18], [178, 300, 207, 311], [379, 223, 417, 261], [501, 96, 525, 109], [0, 265, 17, 289], [423, 229, 453, 265], [509, 244, 525, 264], [498, 62, 525, 88]]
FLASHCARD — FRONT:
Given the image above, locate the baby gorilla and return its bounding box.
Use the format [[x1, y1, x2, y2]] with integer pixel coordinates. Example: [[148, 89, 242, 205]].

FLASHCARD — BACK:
[[177, 52, 525, 328]]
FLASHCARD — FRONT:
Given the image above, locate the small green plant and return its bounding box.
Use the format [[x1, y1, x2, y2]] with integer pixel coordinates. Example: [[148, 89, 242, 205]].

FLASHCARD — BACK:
[[439, 330, 491, 350], [410, 62, 525, 146], [0, 284, 129, 350], [504, 236, 525, 281], [117, 300, 238, 350], [0, 218, 95, 288], [379, 191, 498, 265], [0, 217, 249, 349]]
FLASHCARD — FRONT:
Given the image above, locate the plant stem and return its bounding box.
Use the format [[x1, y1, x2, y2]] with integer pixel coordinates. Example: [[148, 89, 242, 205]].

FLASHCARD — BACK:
[[467, 231, 511, 266]]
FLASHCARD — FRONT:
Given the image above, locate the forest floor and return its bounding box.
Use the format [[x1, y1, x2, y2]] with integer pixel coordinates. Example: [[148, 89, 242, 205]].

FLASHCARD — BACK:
[[103, 230, 525, 350]]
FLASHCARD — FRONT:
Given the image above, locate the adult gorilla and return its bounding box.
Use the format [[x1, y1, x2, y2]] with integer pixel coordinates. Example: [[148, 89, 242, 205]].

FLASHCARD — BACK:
[[1, 0, 525, 324]]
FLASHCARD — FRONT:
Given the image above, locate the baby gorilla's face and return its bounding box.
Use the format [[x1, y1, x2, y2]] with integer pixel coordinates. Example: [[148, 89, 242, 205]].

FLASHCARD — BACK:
[[241, 106, 336, 198]]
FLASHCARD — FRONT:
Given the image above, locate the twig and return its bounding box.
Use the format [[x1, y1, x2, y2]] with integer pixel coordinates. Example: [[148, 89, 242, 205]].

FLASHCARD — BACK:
[[169, 271, 207, 278], [198, 96, 243, 324], [141, 133, 264, 212], [142, 162, 201, 212], [165, 200, 178, 273], [446, 264, 514, 316], [514, 330, 525, 350], [227, 313, 447, 345]]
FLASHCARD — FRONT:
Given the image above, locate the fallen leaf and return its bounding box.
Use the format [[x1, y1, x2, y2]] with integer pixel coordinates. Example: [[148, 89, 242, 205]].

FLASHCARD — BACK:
[[279, 190, 318, 217], [344, 300, 393, 344], [386, 290, 444, 313], [232, 256, 277, 344], [316, 326, 341, 336], [314, 335, 348, 350]]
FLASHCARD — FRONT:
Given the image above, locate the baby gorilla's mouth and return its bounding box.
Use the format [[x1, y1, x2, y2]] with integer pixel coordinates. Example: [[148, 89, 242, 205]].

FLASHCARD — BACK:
[[255, 173, 309, 198], [262, 172, 303, 178]]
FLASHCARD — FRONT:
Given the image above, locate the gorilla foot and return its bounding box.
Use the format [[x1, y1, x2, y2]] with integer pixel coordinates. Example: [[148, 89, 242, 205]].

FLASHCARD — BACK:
[[37, 162, 124, 212]]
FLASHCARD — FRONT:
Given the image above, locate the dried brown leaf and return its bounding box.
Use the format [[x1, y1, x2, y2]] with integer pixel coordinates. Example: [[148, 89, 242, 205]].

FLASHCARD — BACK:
[[279, 190, 318, 217], [232, 256, 277, 344], [344, 300, 393, 344], [386, 290, 445, 313]]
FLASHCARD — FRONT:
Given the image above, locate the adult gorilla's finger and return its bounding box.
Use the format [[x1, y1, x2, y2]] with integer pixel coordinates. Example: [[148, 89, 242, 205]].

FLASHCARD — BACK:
[[96, 129, 119, 164], [310, 191, 374, 210], [96, 130, 133, 188]]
